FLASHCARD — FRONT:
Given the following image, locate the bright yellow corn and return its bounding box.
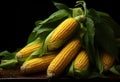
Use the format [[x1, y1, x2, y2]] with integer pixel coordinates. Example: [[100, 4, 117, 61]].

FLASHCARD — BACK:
[[47, 38, 81, 77], [74, 50, 89, 71], [102, 51, 115, 71], [16, 39, 42, 59], [20, 54, 57, 74], [46, 16, 83, 51]]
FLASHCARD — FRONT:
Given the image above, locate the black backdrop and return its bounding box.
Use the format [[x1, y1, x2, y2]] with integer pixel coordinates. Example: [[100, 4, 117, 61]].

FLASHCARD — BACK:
[[0, 0, 120, 52]]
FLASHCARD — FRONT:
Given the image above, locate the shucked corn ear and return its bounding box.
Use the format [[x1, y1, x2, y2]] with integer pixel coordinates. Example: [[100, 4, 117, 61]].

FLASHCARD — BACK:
[[47, 38, 81, 77], [16, 37, 42, 59], [74, 50, 89, 70], [45, 15, 84, 51], [20, 54, 57, 74], [73, 50, 89, 76], [102, 51, 115, 71]]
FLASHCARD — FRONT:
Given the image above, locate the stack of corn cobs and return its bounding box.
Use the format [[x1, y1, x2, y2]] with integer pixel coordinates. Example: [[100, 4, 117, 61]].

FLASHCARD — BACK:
[[1, 0, 120, 79]]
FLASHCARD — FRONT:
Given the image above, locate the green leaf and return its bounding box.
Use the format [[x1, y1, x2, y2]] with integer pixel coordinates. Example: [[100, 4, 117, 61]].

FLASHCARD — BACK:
[[0, 59, 18, 69], [95, 22, 118, 57], [96, 10, 110, 17], [85, 17, 95, 46], [25, 48, 42, 62], [72, 7, 83, 17], [83, 17, 95, 64], [52, 0, 72, 13], [41, 9, 71, 25], [27, 32, 38, 44], [88, 72, 108, 79], [87, 8, 101, 23], [37, 28, 54, 42], [88, 8, 118, 58], [67, 61, 75, 77], [74, 67, 90, 78], [96, 10, 120, 38], [0, 51, 16, 60], [34, 20, 43, 26], [109, 65, 120, 75], [94, 48, 103, 74], [27, 9, 71, 43], [100, 16, 120, 38]]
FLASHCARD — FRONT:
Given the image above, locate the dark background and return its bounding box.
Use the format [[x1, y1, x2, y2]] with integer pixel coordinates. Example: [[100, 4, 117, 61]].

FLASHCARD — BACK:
[[0, 0, 120, 52]]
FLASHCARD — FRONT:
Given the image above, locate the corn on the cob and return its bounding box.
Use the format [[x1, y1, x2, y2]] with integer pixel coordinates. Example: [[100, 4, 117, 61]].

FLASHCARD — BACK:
[[46, 15, 84, 51], [74, 50, 89, 71], [102, 51, 115, 71], [20, 54, 57, 74], [16, 38, 42, 59], [47, 38, 81, 77]]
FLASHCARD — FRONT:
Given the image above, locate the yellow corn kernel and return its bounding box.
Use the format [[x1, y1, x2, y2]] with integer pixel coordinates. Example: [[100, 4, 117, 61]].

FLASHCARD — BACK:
[[47, 38, 81, 77], [47, 17, 80, 51], [74, 50, 89, 70], [20, 54, 57, 74], [16, 42, 41, 59], [102, 51, 115, 71]]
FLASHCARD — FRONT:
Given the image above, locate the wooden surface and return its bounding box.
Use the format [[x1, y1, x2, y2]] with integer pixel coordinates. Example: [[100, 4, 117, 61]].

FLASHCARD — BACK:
[[0, 68, 120, 80]]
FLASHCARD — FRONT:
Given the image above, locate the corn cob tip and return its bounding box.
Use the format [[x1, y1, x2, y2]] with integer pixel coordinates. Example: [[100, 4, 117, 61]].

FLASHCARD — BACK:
[[20, 64, 29, 73], [20, 66, 26, 73], [20, 64, 31, 74], [16, 52, 22, 59], [47, 71, 55, 78]]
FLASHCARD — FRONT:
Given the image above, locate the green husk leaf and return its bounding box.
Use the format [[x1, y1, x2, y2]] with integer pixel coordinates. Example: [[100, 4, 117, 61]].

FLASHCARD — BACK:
[[37, 28, 53, 41], [27, 32, 38, 44], [88, 72, 108, 79], [52, 0, 72, 14], [74, 67, 89, 77], [109, 65, 120, 75], [34, 20, 43, 26], [94, 48, 103, 74], [40, 9, 71, 25], [95, 22, 118, 57], [24, 47, 42, 62], [85, 17, 95, 46], [26, 37, 42, 47], [88, 8, 118, 58], [83, 17, 95, 64], [0, 51, 16, 60], [25, 44, 57, 62], [27, 9, 71, 43], [0, 59, 18, 69], [96, 11, 120, 38], [67, 61, 75, 77], [41, 29, 55, 55], [72, 7, 83, 17], [87, 8, 101, 23], [96, 10, 110, 17], [115, 65, 120, 72], [101, 16, 120, 38]]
